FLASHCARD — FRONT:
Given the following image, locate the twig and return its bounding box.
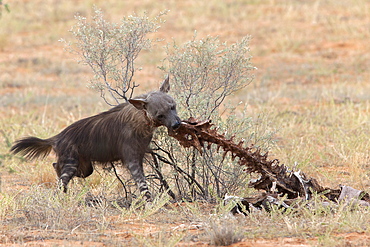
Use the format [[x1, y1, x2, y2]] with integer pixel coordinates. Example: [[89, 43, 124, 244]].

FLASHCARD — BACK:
[[149, 152, 176, 200], [110, 162, 129, 199]]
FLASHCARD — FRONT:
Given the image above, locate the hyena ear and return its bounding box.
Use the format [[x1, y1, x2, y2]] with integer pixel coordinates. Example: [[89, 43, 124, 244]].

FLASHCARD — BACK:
[[159, 75, 170, 93], [129, 98, 147, 110]]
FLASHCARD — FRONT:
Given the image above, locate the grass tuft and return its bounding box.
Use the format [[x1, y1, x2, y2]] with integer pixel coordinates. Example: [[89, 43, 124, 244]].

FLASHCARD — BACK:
[[205, 215, 244, 246]]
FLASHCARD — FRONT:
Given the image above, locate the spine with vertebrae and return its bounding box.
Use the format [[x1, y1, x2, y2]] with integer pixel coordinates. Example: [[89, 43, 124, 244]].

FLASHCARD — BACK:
[[170, 117, 340, 201]]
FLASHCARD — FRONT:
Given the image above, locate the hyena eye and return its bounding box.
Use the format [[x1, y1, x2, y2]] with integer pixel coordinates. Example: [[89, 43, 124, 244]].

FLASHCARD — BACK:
[[171, 106, 176, 111], [157, 114, 165, 119]]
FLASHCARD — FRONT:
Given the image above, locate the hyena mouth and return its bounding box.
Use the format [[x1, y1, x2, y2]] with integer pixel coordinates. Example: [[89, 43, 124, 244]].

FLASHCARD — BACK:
[[172, 121, 181, 130]]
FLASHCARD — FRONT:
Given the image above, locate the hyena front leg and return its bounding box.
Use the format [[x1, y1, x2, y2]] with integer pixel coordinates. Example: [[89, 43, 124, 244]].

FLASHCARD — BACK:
[[125, 159, 151, 201], [55, 157, 79, 193]]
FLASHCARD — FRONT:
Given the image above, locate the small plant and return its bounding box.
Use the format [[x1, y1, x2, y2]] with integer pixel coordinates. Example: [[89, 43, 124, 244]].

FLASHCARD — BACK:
[[133, 230, 185, 247], [19, 186, 96, 231], [162, 34, 255, 119], [148, 35, 271, 201], [205, 215, 244, 246], [62, 7, 165, 105]]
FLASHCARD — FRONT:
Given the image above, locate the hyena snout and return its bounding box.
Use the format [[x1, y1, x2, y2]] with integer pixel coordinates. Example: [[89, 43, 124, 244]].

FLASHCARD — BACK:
[[171, 116, 181, 130], [172, 122, 181, 130], [158, 109, 181, 131]]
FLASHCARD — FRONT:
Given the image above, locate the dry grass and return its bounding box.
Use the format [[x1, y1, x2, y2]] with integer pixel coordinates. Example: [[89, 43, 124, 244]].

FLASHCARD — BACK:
[[1, 0, 370, 246]]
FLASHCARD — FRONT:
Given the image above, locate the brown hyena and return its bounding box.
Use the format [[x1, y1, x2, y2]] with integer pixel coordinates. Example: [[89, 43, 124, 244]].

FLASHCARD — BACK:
[[10, 77, 181, 200]]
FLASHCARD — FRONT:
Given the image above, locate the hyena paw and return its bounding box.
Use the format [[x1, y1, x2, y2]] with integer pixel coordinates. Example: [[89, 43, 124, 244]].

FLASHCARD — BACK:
[[142, 190, 152, 202]]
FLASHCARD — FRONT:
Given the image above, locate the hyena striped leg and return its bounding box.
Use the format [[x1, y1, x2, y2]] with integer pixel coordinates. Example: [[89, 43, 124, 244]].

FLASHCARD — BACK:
[[126, 160, 151, 201], [57, 158, 79, 193]]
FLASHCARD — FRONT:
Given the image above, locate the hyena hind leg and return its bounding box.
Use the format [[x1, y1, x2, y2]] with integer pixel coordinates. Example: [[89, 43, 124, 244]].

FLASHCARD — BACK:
[[54, 158, 79, 193]]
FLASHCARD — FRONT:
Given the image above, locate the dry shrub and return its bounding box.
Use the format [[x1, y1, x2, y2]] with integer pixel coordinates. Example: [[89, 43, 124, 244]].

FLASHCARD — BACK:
[[148, 35, 273, 201], [62, 7, 165, 105], [16, 185, 111, 231], [205, 215, 244, 246]]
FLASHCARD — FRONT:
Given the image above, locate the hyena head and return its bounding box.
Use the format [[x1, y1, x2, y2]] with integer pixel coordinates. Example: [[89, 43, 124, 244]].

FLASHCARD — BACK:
[[129, 76, 181, 132]]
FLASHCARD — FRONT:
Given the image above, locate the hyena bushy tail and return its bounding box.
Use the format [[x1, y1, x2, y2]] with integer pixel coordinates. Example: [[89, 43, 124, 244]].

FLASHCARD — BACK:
[[10, 137, 53, 160]]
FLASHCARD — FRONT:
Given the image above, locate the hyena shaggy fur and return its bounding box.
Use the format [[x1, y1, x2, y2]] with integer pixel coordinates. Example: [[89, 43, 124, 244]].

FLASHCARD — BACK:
[[10, 77, 181, 200]]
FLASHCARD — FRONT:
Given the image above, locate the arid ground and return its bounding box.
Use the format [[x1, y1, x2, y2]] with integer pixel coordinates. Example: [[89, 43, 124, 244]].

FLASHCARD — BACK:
[[1, 0, 370, 246]]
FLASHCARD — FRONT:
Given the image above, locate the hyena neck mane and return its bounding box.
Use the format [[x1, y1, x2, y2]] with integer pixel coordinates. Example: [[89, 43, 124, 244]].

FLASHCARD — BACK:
[[111, 102, 156, 137]]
